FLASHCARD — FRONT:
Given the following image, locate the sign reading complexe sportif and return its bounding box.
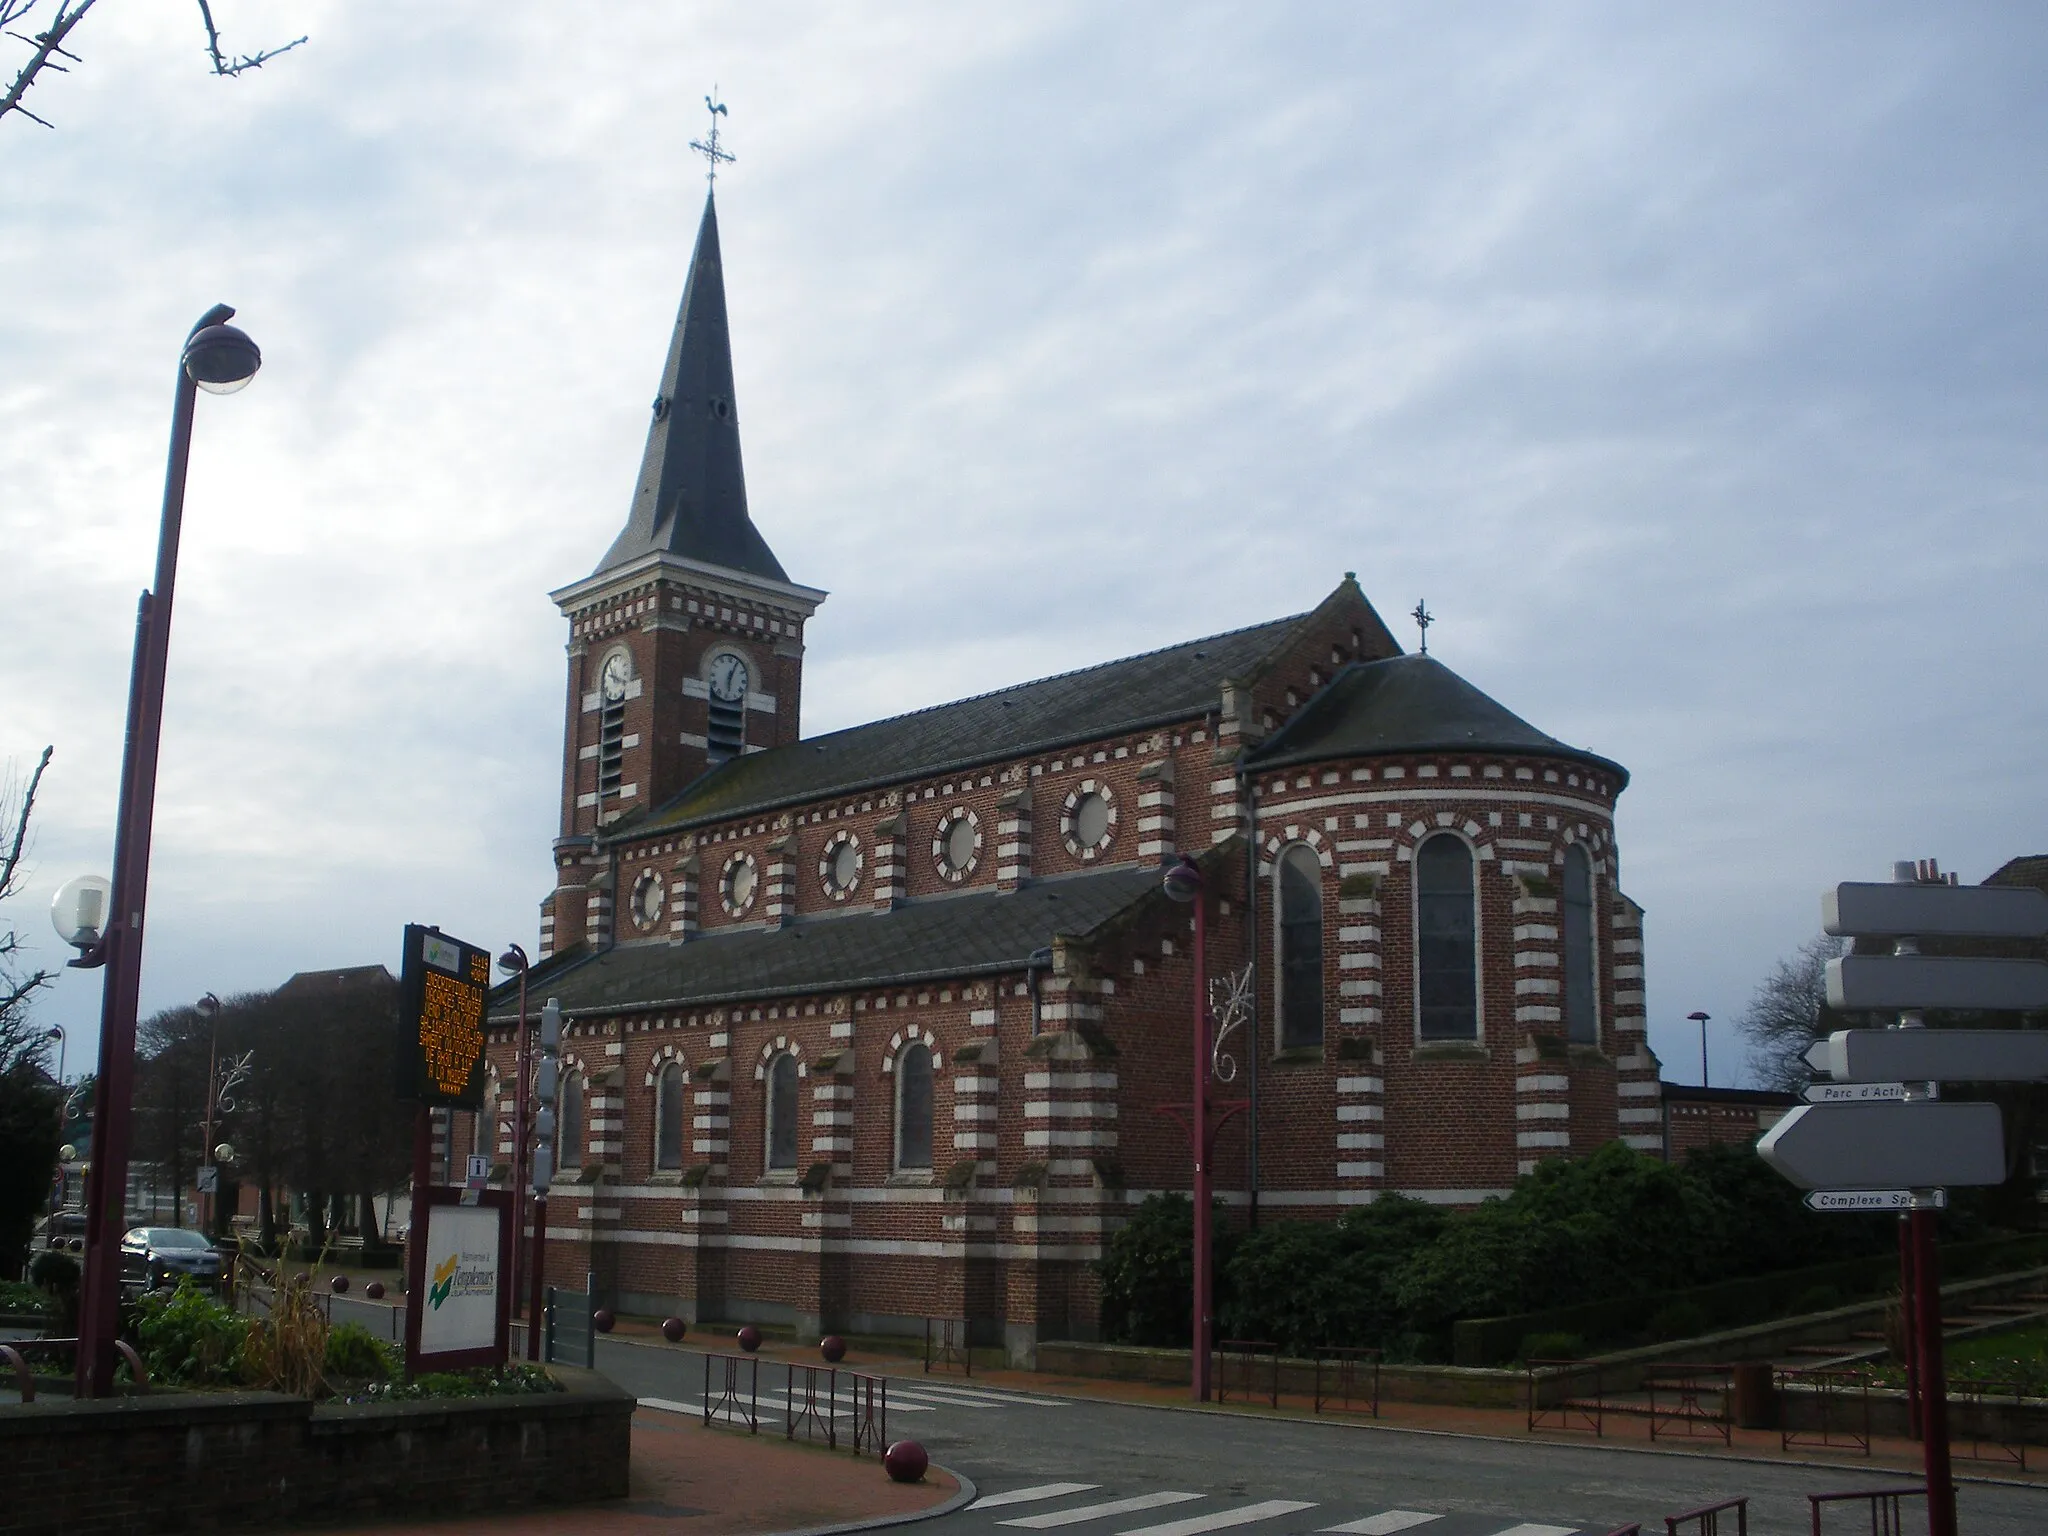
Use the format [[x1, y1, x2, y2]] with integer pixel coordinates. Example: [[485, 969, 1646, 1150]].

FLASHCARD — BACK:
[[396, 923, 490, 1108]]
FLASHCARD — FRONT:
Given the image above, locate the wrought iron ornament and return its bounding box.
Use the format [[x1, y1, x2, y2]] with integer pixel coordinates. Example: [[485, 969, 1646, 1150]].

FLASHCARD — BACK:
[[690, 91, 735, 187], [213, 1049, 255, 1115], [1209, 962, 1254, 1083], [1411, 598, 1433, 656]]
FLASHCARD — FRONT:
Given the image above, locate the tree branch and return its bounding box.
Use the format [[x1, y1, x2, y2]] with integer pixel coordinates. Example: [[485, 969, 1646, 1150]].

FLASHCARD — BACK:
[[0, 745, 50, 904], [194, 0, 303, 78], [0, 0, 95, 131]]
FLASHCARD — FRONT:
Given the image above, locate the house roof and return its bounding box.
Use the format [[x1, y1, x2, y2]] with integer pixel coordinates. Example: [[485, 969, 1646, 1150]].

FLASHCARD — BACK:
[[1247, 653, 1629, 785], [594, 193, 788, 584], [277, 965, 395, 996], [489, 864, 1164, 1022], [627, 611, 1313, 835], [1986, 856, 2048, 892]]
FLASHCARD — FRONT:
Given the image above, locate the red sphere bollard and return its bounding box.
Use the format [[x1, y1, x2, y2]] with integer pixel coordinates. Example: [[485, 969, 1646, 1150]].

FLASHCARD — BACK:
[[593, 1308, 615, 1333], [820, 1335, 846, 1363], [661, 1316, 687, 1343], [329, 1275, 350, 1294], [883, 1440, 929, 1483], [737, 1324, 762, 1352], [293, 1272, 311, 1288], [365, 1280, 385, 1300]]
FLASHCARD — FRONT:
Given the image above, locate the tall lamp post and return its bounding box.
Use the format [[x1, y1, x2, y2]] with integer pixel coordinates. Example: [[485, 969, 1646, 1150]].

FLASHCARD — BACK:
[[1688, 1010, 1711, 1088], [1161, 853, 1215, 1402], [68, 305, 262, 1398], [496, 945, 531, 1330]]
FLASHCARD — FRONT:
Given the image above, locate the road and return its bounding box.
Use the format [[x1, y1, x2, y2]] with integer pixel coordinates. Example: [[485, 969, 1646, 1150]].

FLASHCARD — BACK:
[[325, 1297, 2048, 1536]]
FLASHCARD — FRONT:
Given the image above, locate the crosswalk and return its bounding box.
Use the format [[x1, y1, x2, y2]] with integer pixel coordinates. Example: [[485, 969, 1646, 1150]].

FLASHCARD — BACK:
[[636, 1375, 1069, 1422], [962, 1485, 1590, 1536]]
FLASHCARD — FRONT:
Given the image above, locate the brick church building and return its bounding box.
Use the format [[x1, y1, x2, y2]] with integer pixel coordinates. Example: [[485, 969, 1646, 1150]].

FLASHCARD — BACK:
[[482, 191, 1655, 1359]]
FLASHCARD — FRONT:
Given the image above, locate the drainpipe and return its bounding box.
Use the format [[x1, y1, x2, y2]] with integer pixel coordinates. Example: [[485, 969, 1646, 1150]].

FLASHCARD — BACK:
[[1025, 948, 1054, 1034], [1242, 764, 1260, 1230]]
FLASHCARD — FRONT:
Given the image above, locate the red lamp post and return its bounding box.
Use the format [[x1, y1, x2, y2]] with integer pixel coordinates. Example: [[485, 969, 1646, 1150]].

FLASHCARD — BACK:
[[68, 306, 262, 1397], [1162, 853, 1214, 1402], [496, 946, 531, 1335]]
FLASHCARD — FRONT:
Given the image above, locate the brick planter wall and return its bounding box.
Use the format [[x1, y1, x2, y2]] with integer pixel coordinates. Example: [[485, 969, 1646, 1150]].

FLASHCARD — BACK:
[[0, 1366, 630, 1536]]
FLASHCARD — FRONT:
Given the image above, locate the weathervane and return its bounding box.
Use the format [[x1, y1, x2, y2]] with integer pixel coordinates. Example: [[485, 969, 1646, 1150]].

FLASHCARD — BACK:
[[1411, 599, 1433, 656], [690, 90, 735, 187]]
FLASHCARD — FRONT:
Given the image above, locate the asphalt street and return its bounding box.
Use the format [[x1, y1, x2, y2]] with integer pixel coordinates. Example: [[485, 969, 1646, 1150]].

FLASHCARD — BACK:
[[324, 1298, 2048, 1536]]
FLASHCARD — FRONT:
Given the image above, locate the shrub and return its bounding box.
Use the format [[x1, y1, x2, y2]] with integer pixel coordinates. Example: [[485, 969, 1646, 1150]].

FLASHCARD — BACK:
[[1095, 1195, 1237, 1347], [1646, 1301, 1711, 1342], [28, 1248, 79, 1294], [1789, 1284, 1843, 1315], [1520, 1330, 1585, 1361], [0, 1278, 53, 1315], [323, 1321, 394, 1382], [134, 1279, 249, 1386]]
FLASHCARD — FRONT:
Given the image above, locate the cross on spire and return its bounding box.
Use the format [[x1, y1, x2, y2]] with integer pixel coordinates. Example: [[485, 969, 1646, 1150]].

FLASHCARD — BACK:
[[1411, 599, 1433, 656], [690, 91, 735, 187]]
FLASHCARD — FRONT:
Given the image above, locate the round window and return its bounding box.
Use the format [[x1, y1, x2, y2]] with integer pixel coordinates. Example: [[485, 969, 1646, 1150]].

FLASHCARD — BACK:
[[1073, 792, 1109, 848], [934, 810, 981, 881], [944, 818, 976, 870], [724, 856, 757, 913], [830, 840, 860, 891], [631, 871, 665, 928]]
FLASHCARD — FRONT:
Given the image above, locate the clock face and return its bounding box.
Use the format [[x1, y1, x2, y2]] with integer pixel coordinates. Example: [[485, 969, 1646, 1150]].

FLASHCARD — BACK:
[[600, 651, 632, 703], [708, 652, 750, 703]]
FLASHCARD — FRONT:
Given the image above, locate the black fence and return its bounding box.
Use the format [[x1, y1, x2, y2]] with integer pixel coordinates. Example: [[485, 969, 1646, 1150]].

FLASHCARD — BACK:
[[699, 1352, 887, 1453], [543, 1284, 595, 1369]]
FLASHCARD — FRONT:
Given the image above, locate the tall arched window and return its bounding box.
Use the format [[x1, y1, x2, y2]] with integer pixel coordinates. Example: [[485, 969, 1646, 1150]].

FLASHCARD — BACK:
[[656, 1063, 685, 1170], [558, 1071, 584, 1169], [1416, 835, 1477, 1039], [1563, 844, 1597, 1045], [896, 1044, 934, 1170], [1277, 845, 1325, 1049], [767, 1054, 799, 1171]]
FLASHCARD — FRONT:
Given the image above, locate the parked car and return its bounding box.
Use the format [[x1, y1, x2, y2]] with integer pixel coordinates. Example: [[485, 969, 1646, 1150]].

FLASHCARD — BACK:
[[119, 1228, 224, 1295]]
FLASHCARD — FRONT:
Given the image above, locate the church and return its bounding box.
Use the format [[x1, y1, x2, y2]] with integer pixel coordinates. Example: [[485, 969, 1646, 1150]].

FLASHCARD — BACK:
[[481, 188, 1656, 1360]]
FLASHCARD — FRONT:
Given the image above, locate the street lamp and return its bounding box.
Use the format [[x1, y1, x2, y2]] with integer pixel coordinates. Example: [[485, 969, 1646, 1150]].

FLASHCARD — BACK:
[[1688, 1011, 1711, 1088], [69, 304, 261, 1398], [497, 944, 532, 1332], [1161, 852, 1215, 1402]]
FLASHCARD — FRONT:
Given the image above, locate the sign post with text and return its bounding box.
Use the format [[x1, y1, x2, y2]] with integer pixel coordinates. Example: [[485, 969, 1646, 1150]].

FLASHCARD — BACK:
[[396, 925, 504, 1377]]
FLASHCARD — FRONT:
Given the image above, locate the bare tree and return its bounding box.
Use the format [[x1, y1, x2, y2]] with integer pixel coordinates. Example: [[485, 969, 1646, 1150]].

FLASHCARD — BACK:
[[0, 745, 55, 1076], [2, 0, 304, 132], [1738, 933, 1852, 1092]]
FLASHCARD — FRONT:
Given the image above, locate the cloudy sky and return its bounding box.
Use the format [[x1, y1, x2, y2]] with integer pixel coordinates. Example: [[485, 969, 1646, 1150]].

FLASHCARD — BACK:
[[4, 3, 2044, 1090]]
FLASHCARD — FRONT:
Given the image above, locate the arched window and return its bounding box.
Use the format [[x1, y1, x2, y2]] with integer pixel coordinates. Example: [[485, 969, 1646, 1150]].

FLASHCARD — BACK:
[[656, 1062, 685, 1170], [1416, 835, 1477, 1039], [896, 1044, 933, 1170], [1277, 845, 1325, 1049], [558, 1071, 584, 1169], [1563, 844, 1597, 1045], [767, 1054, 799, 1171]]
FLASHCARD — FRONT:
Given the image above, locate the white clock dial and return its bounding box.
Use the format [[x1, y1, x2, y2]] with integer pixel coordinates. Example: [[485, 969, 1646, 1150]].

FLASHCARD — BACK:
[[708, 653, 750, 703], [599, 651, 632, 702]]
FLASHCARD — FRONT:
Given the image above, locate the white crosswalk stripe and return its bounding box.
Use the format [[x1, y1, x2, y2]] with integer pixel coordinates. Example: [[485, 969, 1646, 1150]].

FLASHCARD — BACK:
[[1320, 1516, 1443, 1535], [896, 1381, 1068, 1408], [999, 1492, 1205, 1528], [1484, 1527, 1577, 1536], [1115, 1499, 1318, 1536], [971, 1484, 1103, 1510]]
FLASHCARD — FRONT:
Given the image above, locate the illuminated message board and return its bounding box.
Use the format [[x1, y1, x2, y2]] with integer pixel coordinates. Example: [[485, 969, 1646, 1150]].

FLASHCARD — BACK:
[[397, 924, 490, 1108]]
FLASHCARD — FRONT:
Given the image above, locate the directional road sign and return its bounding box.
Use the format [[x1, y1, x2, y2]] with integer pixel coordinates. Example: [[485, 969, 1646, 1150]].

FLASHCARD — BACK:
[[1826, 954, 2048, 1013], [1812, 1028, 2048, 1084], [1803, 1080, 1927, 1104], [1805, 1189, 1947, 1213], [1824, 881, 2048, 939], [1756, 1100, 2005, 1190]]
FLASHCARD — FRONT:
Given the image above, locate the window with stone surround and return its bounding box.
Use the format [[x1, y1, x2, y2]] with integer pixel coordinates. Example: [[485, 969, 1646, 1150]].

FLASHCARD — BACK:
[[1563, 843, 1597, 1044], [896, 1043, 933, 1170], [656, 1062, 685, 1170], [1416, 834, 1478, 1039], [559, 1070, 584, 1169], [767, 1053, 799, 1171], [1277, 844, 1324, 1048]]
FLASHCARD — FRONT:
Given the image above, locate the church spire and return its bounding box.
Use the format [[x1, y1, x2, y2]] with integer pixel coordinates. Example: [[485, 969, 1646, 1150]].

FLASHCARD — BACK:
[[593, 189, 788, 583]]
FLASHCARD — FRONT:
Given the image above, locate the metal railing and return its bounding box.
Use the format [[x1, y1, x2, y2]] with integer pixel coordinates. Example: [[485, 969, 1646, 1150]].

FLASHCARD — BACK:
[[1663, 1497, 1745, 1536], [785, 1362, 838, 1446], [1647, 1364, 1733, 1446], [695, 1353, 887, 1454], [1215, 1339, 1280, 1407], [0, 1337, 148, 1400], [924, 1316, 973, 1375], [1313, 1346, 1381, 1418], [1777, 1367, 1872, 1457], [703, 1350, 760, 1432], [847, 1370, 887, 1455], [544, 1285, 595, 1368], [1806, 1486, 1924, 1535], [1527, 1357, 1605, 1436], [1948, 1378, 2031, 1470]]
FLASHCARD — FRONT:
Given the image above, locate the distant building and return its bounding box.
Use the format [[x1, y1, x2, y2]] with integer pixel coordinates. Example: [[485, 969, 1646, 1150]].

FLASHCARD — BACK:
[[1658, 1082, 1797, 1159]]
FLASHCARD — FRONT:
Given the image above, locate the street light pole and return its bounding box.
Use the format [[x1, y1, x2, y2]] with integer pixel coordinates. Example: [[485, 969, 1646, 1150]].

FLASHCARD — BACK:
[[497, 946, 531, 1331], [1688, 1010, 1711, 1088], [1162, 853, 1213, 1402], [195, 992, 221, 1235], [73, 306, 261, 1398]]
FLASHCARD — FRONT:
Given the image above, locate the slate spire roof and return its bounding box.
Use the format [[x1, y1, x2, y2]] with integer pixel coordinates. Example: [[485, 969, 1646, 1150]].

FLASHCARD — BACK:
[[594, 192, 788, 583]]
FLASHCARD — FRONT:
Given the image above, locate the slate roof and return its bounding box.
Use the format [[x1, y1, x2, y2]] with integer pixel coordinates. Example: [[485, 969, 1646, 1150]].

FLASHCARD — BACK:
[[629, 613, 1309, 835], [595, 193, 789, 584], [1247, 654, 1629, 785], [488, 864, 1163, 1022], [1986, 856, 2048, 892]]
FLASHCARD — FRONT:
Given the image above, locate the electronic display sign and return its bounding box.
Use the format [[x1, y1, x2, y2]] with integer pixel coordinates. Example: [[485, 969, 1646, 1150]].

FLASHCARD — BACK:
[[397, 923, 490, 1108]]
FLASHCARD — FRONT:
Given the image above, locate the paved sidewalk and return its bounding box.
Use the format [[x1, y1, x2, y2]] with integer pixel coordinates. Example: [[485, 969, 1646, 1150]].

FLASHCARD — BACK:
[[249, 1404, 961, 1536]]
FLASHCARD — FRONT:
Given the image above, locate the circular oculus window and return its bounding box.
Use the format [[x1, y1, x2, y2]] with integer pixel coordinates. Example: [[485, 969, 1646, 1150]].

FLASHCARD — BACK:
[[820, 833, 863, 899], [933, 809, 982, 882], [630, 869, 665, 928], [720, 851, 759, 916], [1062, 784, 1117, 860]]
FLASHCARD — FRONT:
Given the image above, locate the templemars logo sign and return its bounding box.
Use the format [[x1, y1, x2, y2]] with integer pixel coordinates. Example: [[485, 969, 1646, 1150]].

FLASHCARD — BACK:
[[430, 1254, 459, 1310], [430, 1248, 498, 1311]]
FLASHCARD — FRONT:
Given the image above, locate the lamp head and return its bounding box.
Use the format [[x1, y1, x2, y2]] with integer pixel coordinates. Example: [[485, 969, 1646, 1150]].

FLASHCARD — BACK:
[[213, 1143, 235, 1164], [497, 945, 529, 975], [51, 873, 112, 951], [1162, 855, 1203, 904], [183, 321, 261, 394], [1687, 1011, 1711, 1023]]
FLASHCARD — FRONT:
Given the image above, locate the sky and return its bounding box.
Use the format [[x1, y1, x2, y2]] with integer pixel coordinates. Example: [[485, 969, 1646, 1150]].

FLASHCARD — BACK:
[[3, 2, 2044, 1092]]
